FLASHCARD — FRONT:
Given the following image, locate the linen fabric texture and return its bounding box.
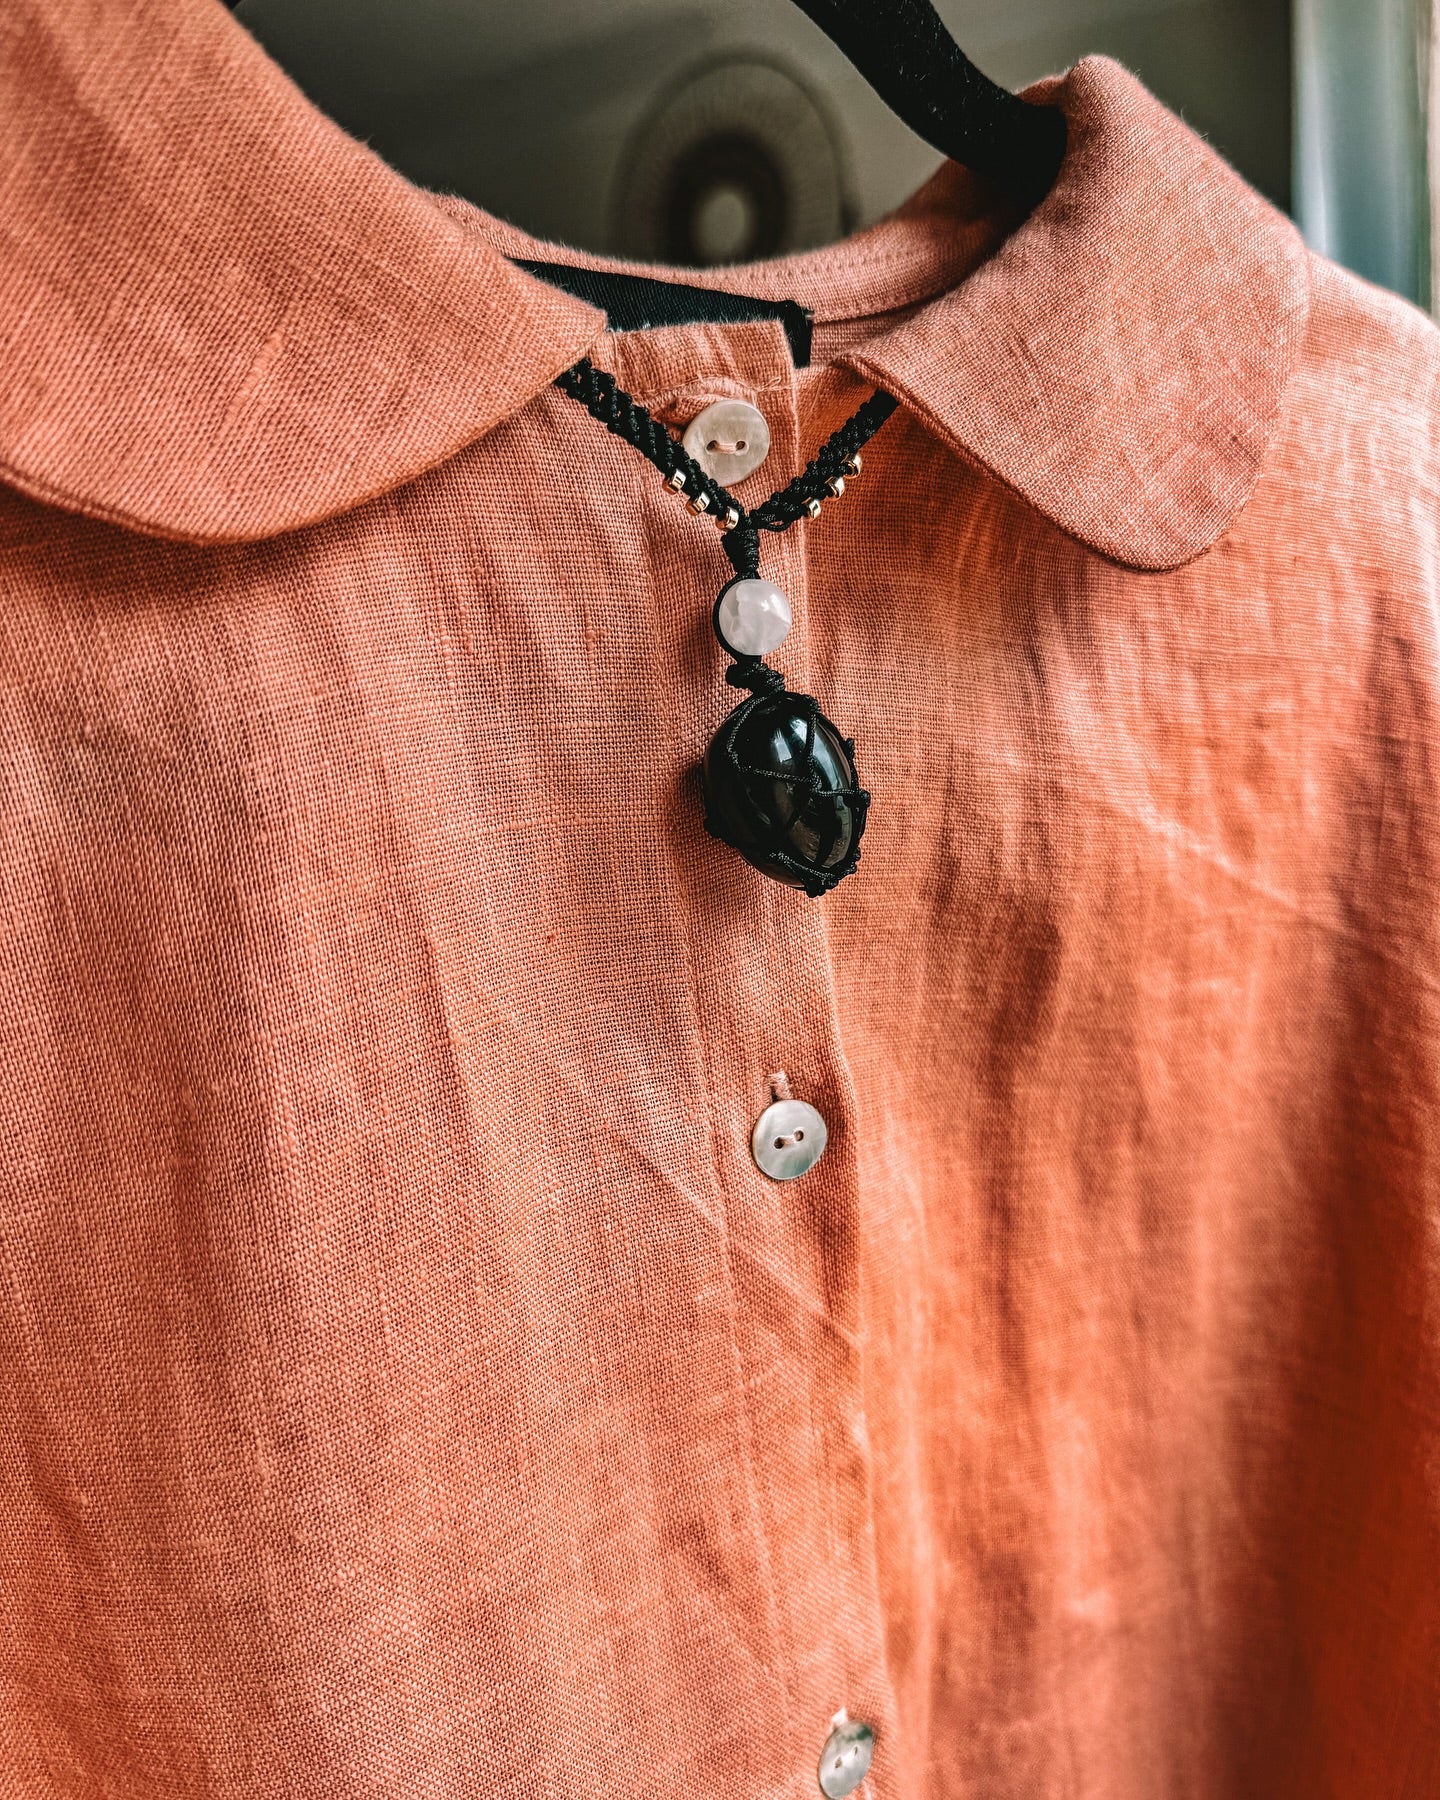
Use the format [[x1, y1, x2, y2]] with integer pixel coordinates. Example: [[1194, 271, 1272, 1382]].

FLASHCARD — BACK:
[[1, 2, 1438, 1796]]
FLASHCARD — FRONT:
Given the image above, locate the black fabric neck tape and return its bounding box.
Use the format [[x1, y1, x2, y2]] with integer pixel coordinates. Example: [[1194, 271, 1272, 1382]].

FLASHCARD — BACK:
[[514, 260, 814, 368]]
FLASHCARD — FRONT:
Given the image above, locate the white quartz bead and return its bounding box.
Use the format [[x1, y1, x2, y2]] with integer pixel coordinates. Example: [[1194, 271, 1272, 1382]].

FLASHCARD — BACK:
[[715, 578, 792, 657]]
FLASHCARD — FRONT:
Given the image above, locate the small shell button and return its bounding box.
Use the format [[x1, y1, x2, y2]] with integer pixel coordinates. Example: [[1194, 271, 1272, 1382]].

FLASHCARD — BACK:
[[751, 1098, 827, 1181], [682, 399, 771, 484], [818, 1716, 874, 1797]]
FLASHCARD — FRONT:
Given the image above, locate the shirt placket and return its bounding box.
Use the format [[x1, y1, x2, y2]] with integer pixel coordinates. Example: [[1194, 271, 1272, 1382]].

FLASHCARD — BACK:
[[616, 323, 901, 1800]]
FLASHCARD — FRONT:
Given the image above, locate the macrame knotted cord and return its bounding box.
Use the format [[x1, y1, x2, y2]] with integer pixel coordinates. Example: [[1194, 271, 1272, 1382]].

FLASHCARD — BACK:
[[553, 356, 897, 895], [706, 690, 871, 898], [553, 359, 898, 620]]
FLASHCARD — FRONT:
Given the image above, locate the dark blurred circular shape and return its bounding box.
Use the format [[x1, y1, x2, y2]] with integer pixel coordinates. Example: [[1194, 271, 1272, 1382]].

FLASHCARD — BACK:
[[662, 131, 787, 265], [615, 59, 846, 266]]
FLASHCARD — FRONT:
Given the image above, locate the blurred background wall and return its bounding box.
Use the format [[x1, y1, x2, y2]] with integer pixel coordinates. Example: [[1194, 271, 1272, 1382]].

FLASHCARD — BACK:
[[234, 0, 1430, 305], [1294, 0, 1431, 303]]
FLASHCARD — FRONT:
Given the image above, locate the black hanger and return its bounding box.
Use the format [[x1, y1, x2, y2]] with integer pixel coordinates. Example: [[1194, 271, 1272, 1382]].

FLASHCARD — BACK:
[[786, 0, 1066, 201]]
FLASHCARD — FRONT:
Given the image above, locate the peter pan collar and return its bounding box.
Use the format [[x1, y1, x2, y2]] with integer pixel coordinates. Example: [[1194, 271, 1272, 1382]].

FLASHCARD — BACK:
[[0, 0, 1310, 572]]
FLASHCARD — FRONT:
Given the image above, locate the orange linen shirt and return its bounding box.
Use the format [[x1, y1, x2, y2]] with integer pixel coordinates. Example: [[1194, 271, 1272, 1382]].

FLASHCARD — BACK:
[[2, 2, 1438, 1796]]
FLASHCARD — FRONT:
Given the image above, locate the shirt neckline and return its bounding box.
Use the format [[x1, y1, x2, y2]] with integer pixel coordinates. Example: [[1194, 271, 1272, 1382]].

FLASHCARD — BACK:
[[0, 0, 1311, 570]]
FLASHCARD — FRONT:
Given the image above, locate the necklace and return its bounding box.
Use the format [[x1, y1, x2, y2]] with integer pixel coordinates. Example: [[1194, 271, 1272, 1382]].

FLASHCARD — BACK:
[[556, 357, 898, 897]]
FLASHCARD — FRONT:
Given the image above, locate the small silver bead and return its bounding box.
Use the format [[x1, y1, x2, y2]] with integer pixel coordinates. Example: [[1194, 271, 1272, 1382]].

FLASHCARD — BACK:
[[826, 475, 846, 498], [845, 452, 862, 478], [716, 505, 741, 531], [805, 497, 823, 519], [689, 493, 712, 514], [667, 469, 687, 492]]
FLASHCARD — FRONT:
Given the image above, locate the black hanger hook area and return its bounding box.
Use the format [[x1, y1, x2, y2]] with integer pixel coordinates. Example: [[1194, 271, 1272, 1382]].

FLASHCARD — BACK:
[[786, 0, 1066, 201]]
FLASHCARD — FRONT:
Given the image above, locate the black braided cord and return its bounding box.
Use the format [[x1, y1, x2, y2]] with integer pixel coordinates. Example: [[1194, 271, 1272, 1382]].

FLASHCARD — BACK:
[[553, 358, 897, 583], [553, 355, 894, 898]]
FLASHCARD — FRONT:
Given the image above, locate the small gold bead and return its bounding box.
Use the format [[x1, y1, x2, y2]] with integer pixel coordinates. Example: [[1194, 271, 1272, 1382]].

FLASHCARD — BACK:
[[826, 475, 846, 498], [716, 506, 741, 532], [805, 497, 823, 520], [667, 470, 687, 492]]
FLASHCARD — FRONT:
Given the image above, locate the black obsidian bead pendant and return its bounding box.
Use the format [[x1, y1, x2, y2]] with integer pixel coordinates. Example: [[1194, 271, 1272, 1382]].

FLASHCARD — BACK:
[[703, 686, 869, 897]]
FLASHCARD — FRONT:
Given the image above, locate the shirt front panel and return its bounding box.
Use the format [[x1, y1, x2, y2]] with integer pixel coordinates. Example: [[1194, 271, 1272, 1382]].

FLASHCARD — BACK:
[[3, 88, 1440, 1800], [0, 318, 907, 1799]]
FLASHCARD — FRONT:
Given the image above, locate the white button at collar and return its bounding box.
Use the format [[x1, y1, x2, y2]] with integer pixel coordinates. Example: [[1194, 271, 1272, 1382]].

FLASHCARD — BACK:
[[682, 399, 770, 484], [752, 1097, 827, 1181]]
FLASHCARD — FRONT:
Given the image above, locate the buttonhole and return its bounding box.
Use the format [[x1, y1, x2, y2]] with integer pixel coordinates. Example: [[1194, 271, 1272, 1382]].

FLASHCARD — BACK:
[[795, 1129, 805, 1141], [774, 1137, 786, 1150]]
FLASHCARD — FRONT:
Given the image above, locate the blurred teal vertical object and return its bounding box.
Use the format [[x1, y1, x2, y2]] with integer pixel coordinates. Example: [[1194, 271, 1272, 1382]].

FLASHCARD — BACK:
[[1294, 0, 1431, 306]]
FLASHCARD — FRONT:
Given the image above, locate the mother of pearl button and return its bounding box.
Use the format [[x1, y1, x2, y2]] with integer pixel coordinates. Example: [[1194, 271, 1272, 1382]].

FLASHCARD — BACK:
[[682, 398, 771, 484], [751, 1098, 827, 1181], [714, 577, 792, 657], [817, 1717, 875, 1798]]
